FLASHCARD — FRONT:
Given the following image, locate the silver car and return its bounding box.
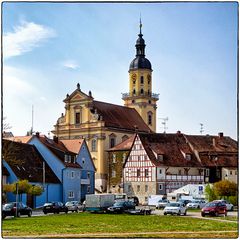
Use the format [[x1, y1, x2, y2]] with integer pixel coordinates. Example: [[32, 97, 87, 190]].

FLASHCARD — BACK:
[[163, 202, 187, 216], [187, 200, 206, 209], [65, 201, 84, 212]]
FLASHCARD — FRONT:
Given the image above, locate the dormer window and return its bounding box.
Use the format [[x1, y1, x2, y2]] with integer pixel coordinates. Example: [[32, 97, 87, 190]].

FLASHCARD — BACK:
[[64, 155, 68, 162], [158, 154, 164, 161], [185, 154, 191, 161]]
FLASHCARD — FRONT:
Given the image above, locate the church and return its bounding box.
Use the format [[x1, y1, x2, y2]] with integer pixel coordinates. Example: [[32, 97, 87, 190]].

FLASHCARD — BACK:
[[52, 22, 159, 192]]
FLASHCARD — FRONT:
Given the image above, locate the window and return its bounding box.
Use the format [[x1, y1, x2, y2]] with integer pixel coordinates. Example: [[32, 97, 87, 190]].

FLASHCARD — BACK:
[[133, 89, 136, 95], [133, 80, 136, 85], [128, 185, 131, 192], [148, 112, 152, 125], [68, 155, 71, 163], [71, 171, 75, 179], [159, 184, 163, 190], [137, 169, 140, 177], [137, 185, 140, 192], [186, 154, 191, 161], [68, 191, 74, 198], [112, 154, 116, 163], [140, 76, 144, 84], [92, 139, 97, 152], [82, 157, 85, 165], [178, 169, 182, 175], [75, 112, 80, 124], [230, 170, 233, 175], [158, 155, 163, 161], [144, 169, 149, 177], [112, 170, 116, 178], [64, 155, 68, 162], [140, 89, 144, 95], [87, 186, 91, 193], [205, 169, 210, 176], [145, 185, 148, 192], [159, 169, 162, 174], [109, 135, 116, 148], [87, 172, 90, 179]]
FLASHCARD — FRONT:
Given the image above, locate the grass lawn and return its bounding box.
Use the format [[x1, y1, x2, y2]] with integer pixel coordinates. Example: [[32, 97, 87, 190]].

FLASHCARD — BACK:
[[2, 212, 238, 238]]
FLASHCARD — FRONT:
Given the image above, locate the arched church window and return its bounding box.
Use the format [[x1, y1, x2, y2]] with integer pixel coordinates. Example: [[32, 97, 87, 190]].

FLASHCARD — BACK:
[[140, 76, 144, 84], [91, 139, 97, 152], [133, 80, 136, 85], [133, 89, 136, 96], [140, 89, 144, 95], [75, 112, 80, 124]]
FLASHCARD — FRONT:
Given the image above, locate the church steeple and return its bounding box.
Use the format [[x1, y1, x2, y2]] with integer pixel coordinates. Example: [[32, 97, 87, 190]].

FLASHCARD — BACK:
[[122, 20, 159, 133]]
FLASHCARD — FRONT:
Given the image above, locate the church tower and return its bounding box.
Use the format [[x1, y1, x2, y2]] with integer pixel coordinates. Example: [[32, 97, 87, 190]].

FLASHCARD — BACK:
[[122, 20, 159, 132]]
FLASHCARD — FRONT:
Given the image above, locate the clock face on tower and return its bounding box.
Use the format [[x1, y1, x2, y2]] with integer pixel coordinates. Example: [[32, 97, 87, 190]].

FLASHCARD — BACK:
[[131, 73, 137, 81]]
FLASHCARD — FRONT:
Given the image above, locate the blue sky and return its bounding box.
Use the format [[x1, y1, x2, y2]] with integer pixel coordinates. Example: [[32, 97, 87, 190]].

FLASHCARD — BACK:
[[2, 2, 238, 139]]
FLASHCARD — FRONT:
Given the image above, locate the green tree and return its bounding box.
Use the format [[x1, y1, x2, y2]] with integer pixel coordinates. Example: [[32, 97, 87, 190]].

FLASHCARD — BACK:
[[213, 180, 237, 199], [204, 184, 217, 202], [28, 185, 43, 196], [12, 180, 32, 194]]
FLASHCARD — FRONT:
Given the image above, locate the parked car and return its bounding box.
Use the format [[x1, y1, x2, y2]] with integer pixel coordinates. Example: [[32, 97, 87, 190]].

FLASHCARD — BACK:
[[65, 201, 84, 212], [43, 202, 68, 214], [187, 200, 206, 209], [163, 202, 187, 216], [156, 199, 170, 209], [128, 196, 139, 206], [201, 201, 227, 217], [178, 199, 192, 206], [2, 202, 32, 219], [107, 201, 135, 213], [215, 200, 234, 211]]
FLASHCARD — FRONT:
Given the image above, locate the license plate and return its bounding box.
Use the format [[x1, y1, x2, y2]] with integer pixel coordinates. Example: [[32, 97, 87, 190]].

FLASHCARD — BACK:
[[204, 211, 209, 213], [46, 206, 50, 209]]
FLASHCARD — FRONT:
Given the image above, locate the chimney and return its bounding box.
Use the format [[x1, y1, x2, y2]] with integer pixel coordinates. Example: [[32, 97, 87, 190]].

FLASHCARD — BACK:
[[218, 132, 224, 138], [53, 136, 58, 143], [36, 132, 40, 138]]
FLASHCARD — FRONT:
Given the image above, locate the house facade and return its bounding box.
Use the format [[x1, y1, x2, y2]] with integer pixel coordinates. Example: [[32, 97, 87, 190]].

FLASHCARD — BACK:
[[61, 139, 96, 201], [123, 132, 237, 204]]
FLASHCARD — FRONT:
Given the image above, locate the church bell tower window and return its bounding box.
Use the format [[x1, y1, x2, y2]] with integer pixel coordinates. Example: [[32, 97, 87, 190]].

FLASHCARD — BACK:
[[148, 111, 153, 126], [140, 76, 144, 84]]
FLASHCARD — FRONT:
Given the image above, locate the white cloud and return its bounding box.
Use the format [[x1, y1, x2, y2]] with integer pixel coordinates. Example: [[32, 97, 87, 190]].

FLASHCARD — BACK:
[[3, 21, 56, 59], [62, 60, 79, 70]]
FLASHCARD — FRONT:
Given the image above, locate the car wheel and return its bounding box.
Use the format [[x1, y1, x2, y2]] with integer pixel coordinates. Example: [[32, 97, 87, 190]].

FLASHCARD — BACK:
[[65, 210, 68, 214], [164, 212, 167, 215], [2, 214, 6, 219], [28, 211, 32, 217], [177, 211, 181, 216], [215, 211, 219, 217], [17, 211, 21, 217], [201, 212, 205, 217], [43, 211, 47, 215], [231, 206, 234, 211], [184, 211, 187, 216]]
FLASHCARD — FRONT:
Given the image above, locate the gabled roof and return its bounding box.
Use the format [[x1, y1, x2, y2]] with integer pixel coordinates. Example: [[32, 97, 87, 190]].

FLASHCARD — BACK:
[[61, 139, 84, 154], [138, 133, 202, 167], [2, 139, 60, 183], [107, 134, 136, 152], [185, 134, 238, 167], [92, 101, 151, 133], [36, 136, 81, 169]]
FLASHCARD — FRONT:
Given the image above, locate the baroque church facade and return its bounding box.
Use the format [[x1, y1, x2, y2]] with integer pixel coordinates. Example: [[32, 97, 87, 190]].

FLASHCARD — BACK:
[[52, 23, 159, 192]]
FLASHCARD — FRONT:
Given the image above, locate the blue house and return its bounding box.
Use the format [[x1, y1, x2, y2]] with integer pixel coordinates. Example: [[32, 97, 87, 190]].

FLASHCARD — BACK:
[[2, 139, 61, 208], [61, 139, 96, 201]]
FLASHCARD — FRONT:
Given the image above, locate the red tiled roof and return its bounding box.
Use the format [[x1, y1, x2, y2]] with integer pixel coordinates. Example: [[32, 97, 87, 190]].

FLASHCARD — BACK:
[[5, 136, 33, 144], [92, 101, 151, 133], [61, 139, 84, 154], [2, 139, 60, 183], [107, 134, 136, 151], [139, 133, 202, 167]]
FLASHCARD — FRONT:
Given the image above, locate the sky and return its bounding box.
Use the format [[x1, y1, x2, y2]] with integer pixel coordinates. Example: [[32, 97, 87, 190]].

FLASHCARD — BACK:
[[2, 2, 238, 140]]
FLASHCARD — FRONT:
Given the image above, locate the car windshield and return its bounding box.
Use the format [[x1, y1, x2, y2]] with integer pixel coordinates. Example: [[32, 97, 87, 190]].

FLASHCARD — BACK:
[[191, 200, 200, 203], [168, 203, 180, 207], [4, 203, 14, 208], [159, 200, 168, 203], [205, 202, 217, 207], [44, 203, 53, 206], [113, 202, 124, 207], [65, 202, 72, 206]]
